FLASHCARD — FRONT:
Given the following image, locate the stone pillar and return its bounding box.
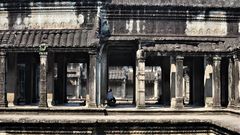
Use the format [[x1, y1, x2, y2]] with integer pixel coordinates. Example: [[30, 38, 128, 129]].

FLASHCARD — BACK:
[[228, 58, 235, 108], [47, 53, 54, 106], [87, 51, 97, 108], [170, 57, 176, 105], [171, 56, 184, 109], [234, 55, 240, 108], [100, 48, 108, 106], [154, 72, 159, 99], [212, 56, 221, 108], [0, 52, 7, 107], [136, 49, 145, 109], [176, 56, 184, 108], [183, 72, 190, 105], [204, 57, 213, 107], [121, 78, 126, 99], [39, 52, 48, 107]]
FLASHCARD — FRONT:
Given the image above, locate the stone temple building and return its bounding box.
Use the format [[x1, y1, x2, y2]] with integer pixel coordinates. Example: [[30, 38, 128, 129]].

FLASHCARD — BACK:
[[0, 0, 240, 109]]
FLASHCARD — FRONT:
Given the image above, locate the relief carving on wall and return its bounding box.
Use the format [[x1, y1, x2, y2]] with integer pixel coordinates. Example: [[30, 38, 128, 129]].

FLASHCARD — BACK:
[[185, 11, 227, 36], [0, 12, 85, 30]]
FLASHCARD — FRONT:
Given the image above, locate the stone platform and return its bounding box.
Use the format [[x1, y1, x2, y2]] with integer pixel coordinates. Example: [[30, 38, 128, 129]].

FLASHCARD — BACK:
[[0, 107, 240, 134]]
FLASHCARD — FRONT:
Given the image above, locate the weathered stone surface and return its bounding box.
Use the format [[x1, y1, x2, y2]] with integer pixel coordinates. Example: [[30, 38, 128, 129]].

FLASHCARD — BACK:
[[0, 52, 7, 107], [228, 58, 235, 108], [212, 56, 221, 108], [39, 52, 48, 108], [204, 57, 213, 108], [0, 111, 240, 134], [87, 51, 97, 108], [110, 0, 240, 7], [136, 49, 145, 109], [170, 56, 184, 109], [234, 55, 240, 108]]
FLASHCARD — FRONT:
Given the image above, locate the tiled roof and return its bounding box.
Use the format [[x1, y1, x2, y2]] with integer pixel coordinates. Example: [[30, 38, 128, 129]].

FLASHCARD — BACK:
[[0, 30, 92, 48]]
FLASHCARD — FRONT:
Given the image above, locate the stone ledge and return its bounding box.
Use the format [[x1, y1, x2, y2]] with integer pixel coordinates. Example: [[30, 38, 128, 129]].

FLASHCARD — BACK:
[[0, 114, 239, 134], [0, 107, 240, 116]]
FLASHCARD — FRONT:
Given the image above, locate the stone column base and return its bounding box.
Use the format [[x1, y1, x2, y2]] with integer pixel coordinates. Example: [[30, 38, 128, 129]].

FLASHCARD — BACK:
[[47, 93, 53, 107], [87, 103, 97, 108], [227, 100, 235, 109], [136, 104, 145, 109], [39, 102, 48, 108], [171, 98, 184, 109], [234, 101, 240, 109], [86, 95, 97, 108], [171, 97, 183, 109], [205, 97, 213, 108], [212, 103, 221, 109]]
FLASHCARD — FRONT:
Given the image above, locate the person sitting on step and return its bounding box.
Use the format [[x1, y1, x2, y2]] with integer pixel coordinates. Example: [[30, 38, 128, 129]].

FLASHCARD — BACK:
[[106, 89, 116, 106]]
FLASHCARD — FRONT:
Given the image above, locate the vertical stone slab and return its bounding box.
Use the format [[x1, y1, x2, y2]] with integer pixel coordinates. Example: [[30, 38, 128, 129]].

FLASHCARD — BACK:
[[87, 51, 97, 108], [136, 49, 145, 109], [47, 52, 54, 107], [234, 55, 240, 108], [228, 58, 235, 108], [121, 78, 126, 99], [154, 72, 159, 99], [100, 48, 108, 106], [175, 56, 184, 108], [212, 56, 221, 108], [39, 52, 48, 108], [170, 56, 176, 107], [171, 56, 184, 109], [0, 51, 7, 107], [204, 57, 213, 107], [183, 72, 190, 105]]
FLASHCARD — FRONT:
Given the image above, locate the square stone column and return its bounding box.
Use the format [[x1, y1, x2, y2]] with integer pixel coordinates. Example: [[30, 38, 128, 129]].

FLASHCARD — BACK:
[[154, 72, 160, 99], [121, 78, 126, 99], [234, 55, 240, 108], [0, 52, 7, 107], [136, 49, 145, 109], [47, 52, 55, 107], [39, 52, 48, 108], [228, 57, 235, 108], [171, 56, 184, 109], [212, 56, 221, 108], [204, 57, 213, 108], [87, 51, 97, 108]]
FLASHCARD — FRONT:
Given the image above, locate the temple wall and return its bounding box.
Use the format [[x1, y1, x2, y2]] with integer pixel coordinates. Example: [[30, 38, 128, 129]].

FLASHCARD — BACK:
[[0, 8, 97, 30], [108, 10, 236, 37]]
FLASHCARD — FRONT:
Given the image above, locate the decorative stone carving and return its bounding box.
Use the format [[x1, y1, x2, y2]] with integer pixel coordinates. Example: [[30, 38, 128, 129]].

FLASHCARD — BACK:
[[0, 12, 85, 30]]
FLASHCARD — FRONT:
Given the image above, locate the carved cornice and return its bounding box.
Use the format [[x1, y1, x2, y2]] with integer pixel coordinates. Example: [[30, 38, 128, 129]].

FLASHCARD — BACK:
[[142, 37, 240, 53]]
